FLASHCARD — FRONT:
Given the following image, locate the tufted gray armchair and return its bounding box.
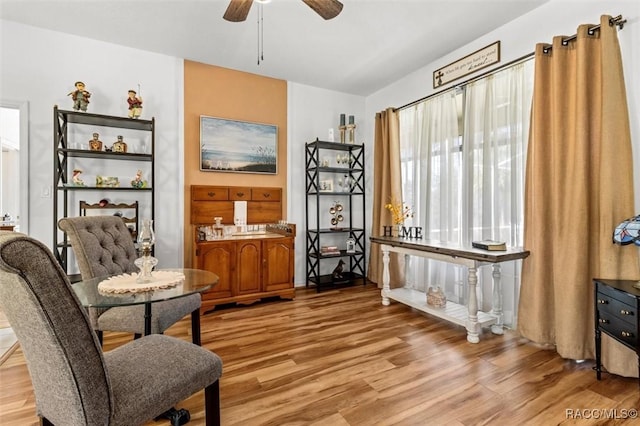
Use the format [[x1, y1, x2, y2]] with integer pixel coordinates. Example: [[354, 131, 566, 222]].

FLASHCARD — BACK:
[[58, 216, 203, 345], [0, 231, 222, 425]]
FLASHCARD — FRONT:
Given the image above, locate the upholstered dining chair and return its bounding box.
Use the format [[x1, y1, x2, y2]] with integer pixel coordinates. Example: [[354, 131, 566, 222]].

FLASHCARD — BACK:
[[0, 231, 222, 426], [58, 216, 203, 345]]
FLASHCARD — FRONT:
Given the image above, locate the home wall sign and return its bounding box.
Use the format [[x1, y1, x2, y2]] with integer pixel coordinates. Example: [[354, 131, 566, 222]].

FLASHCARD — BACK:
[[433, 41, 501, 88]]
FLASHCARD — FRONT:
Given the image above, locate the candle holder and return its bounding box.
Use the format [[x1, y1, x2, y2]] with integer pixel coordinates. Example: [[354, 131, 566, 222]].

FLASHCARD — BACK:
[[134, 218, 158, 283], [339, 125, 347, 144], [346, 124, 356, 143]]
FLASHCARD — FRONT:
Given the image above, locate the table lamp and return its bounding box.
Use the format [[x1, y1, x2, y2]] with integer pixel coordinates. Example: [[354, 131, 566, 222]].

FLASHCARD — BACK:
[[135, 218, 158, 283], [612, 214, 640, 289]]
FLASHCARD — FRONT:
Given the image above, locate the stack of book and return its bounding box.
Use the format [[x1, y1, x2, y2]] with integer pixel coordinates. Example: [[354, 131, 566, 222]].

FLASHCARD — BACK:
[[471, 240, 507, 251], [320, 245, 341, 256]]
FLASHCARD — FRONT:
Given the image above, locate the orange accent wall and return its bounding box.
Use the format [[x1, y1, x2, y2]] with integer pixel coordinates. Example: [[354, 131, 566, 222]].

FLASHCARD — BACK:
[[184, 60, 288, 266]]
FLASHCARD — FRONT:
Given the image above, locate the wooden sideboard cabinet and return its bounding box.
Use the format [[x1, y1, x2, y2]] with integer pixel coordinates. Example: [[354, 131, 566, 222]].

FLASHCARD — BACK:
[[194, 236, 295, 313], [593, 278, 640, 385], [190, 185, 295, 313]]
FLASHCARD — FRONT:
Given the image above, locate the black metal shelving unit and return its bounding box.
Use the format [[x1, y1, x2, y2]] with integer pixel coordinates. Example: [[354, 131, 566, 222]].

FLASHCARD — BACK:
[[53, 106, 155, 272], [305, 139, 366, 292]]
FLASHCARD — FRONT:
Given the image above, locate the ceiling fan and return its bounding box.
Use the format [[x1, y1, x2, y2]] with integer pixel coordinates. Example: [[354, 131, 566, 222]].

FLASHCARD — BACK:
[[223, 0, 344, 22]]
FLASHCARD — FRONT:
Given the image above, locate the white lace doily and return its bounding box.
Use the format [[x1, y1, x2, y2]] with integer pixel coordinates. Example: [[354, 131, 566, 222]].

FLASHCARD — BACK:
[[98, 271, 185, 294]]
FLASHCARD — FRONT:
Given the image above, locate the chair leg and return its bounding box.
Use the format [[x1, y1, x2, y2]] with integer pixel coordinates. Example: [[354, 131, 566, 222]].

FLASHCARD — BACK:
[[96, 330, 103, 346], [191, 309, 201, 346], [40, 417, 54, 426], [204, 381, 221, 426], [134, 333, 142, 340]]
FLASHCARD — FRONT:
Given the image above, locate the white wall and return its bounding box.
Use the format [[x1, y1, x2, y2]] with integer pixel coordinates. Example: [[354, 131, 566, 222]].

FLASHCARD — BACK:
[[365, 0, 640, 207], [287, 82, 365, 285], [0, 19, 184, 267]]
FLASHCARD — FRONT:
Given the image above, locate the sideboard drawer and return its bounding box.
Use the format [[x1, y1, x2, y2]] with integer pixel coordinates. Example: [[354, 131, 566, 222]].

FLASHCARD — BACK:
[[597, 282, 639, 306], [251, 188, 281, 201], [596, 291, 637, 328], [192, 186, 229, 201], [597, 310, 638, 346], [229, 187, 252, 201]]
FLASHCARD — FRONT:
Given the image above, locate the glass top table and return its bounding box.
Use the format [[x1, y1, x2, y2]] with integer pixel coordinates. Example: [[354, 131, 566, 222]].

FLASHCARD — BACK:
[[72, 268, 218, 337]]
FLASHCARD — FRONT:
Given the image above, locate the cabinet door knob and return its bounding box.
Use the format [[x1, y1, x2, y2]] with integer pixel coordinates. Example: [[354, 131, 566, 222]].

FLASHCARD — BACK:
[[597, 299, 608, 304], [620, 309, 631, 315], [598, 318, 609, 324], [207, 192, 216, 197], [263, 193, 271, 198], [621, 331, 632, 338], [237, 192, 245, 197]]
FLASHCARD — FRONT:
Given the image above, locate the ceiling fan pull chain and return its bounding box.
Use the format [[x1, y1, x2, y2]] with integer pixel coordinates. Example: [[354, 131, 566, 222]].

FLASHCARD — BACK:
[[257, 3, 264, 65]]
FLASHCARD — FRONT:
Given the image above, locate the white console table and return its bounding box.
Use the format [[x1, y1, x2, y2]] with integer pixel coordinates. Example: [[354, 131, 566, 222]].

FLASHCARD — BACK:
[[370, 236, 530, 343]]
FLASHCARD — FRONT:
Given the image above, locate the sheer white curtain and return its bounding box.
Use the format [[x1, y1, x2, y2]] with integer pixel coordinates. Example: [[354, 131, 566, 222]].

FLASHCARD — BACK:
[[399, 60, 533, 325], [399, 89, 463, 297]]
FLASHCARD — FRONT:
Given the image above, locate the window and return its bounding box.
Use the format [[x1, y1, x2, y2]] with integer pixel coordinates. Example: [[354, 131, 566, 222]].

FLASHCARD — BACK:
[[398, 60, 534, 325]]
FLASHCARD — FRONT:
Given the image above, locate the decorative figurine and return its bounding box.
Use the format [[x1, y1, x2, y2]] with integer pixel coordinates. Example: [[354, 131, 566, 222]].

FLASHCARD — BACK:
[[72, 168, 84, 186], [68, 81, 91, 112], [127, 89, 143, 119], [130, 169, 147, 188], [89, 132, 103, 151], [332, 259, 345, 280], [112, 135, 127, 153]]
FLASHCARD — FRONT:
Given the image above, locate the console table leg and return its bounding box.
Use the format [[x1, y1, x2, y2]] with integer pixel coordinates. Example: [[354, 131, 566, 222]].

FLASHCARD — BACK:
[[381, 246, 391, 306], [466, 265, 480, 344], [491, 264, 504, 335]]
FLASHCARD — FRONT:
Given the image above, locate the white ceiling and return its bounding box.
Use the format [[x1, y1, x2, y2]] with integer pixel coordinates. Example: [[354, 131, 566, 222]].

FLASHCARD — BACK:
[[0, 0, 548, 96]]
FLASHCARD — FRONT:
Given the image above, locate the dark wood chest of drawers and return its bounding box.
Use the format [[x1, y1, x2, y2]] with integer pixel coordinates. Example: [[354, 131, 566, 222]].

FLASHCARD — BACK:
[[593, 278, 640, 385]]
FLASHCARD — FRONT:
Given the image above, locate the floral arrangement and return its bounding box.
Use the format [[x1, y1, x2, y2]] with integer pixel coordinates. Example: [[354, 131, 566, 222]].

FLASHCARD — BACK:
[[385, 198, 413, 225]]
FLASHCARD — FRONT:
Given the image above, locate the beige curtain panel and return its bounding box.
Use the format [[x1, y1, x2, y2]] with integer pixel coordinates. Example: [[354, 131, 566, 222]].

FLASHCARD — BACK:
[[518, 15, 639, 378], [368, 108, 405, 287]]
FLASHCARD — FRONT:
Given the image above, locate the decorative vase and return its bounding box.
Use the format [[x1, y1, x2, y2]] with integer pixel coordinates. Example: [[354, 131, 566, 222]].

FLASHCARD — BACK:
[[135, 219, 158, 283], [427, 286, 447, 308]]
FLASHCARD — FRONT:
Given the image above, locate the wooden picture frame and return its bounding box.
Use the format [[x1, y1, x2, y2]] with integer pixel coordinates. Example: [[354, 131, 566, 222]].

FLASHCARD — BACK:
[[319, 179, 334, 192], [200, 116, 278, 174]]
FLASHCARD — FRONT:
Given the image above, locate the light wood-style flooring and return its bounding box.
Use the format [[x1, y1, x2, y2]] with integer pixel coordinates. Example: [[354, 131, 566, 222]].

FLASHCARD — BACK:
[[1, 284, 638, 425]]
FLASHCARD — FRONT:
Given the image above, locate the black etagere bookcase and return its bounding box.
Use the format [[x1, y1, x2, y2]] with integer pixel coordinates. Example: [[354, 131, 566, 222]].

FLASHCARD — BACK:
[[53, 106, 155, 273], [305, 139, 366, 291]]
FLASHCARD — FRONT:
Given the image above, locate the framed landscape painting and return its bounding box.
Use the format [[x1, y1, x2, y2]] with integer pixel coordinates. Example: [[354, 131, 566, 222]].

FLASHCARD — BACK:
[[200, 116, 278, 174]]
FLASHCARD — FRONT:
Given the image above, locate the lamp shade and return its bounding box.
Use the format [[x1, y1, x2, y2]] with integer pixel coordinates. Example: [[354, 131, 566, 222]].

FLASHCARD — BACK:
[[613, 215, 640, 246]]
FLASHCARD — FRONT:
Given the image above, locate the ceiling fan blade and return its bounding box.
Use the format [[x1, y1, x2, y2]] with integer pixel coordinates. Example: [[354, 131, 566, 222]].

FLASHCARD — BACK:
[[223, 0, 254, 22], [302, 0, 343, 20]]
